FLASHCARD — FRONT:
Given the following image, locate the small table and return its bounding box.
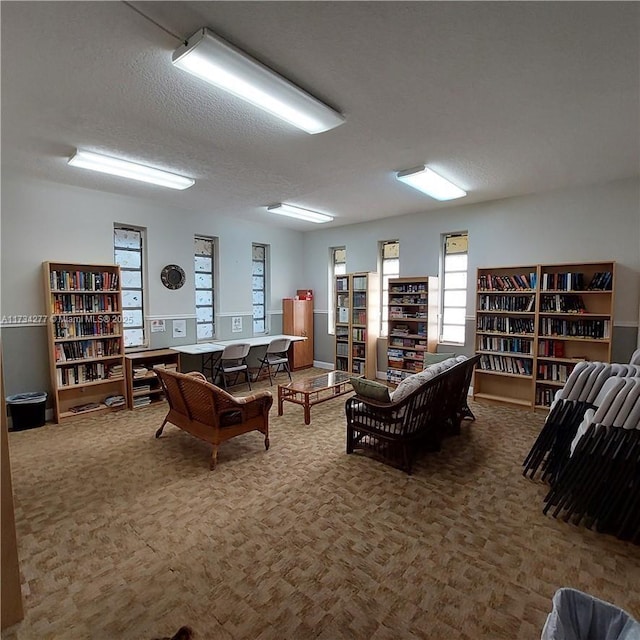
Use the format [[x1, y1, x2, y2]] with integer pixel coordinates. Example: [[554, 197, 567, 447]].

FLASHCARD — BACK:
[[278, 370, 356, 425]]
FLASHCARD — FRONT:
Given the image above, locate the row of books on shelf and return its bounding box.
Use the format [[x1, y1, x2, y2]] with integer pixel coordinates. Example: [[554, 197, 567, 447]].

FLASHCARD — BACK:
[[540, 271, 612, 291], [69, 394, 125, 413], [478, 295, 535, 312], [388, 359, 423, 373], [539, 318, 610, 339], [352, 276, 368, 290], [133, 396, 152, 408], [478, 354, 533, 376], [389, 307, 427, 319], [537, 339, 565, 358], [389, 295, 427, 305], [352, 345, 366, 359], [476, 317, 535, 334], [50, 270, 119, 292], [536, 387, 556, 407], [352, 292, 367, 306], [336, 277, 349, 292], [388, 337, 427, 349], [352, 310, 367, 325], [55, 339, 121, 362], [539, 294, 586, 313], [53, 319, 120, 339], [390, 283, 427, 293], [389, 324, 427, 337], [477, 273, 536, 291], [352, 328, 367, 341], [56, 362, 122, 387], [387, 348, 424, 361], [537, 363, 573, 383], [51, 293, 119, 314], [478, 336, 533, 354]]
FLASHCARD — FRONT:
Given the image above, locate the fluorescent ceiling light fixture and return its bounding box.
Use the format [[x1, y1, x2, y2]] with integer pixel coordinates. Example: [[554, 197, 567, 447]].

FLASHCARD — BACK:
[[267, 203, 333, 224], [68, 150, 195, 190], [172, 28, 345, 134], [396, 166, 467, 201]]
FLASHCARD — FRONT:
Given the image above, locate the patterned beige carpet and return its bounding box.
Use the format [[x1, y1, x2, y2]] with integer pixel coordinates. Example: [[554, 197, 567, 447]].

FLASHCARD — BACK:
[[3, 368, 639, 640]]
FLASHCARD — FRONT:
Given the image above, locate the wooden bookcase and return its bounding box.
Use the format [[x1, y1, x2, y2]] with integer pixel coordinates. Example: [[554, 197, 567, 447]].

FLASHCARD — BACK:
[[386, 276, 439, 384], [334, 272, 380, 379], [124, 349, 180, 410], [473, 261, 615, 409], [43, 261, 126, 422], [283, 298, 314, 370]]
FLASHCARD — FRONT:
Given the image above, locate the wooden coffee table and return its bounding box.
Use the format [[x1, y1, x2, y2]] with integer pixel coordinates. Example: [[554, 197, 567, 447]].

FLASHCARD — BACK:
[[277, 370, 357, 425]]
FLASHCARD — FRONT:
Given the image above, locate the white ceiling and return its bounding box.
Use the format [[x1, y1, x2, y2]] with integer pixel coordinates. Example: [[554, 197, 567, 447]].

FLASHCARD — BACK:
[[2, 1, 638, 230]]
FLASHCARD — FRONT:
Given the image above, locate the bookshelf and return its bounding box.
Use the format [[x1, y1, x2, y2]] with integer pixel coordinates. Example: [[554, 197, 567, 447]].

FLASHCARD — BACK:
[[386, 276, 439, 384], [334, 272, 380, 379], [124, 349, 180, 410], [43, 261, 126, 423], [473, 261, 615, 409]]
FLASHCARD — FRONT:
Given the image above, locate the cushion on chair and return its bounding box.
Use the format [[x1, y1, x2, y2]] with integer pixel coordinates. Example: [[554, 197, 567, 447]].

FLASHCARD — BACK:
[[390, 373, 424, 402], [350, 377, 391, 402], [423, 352, 456, 366]]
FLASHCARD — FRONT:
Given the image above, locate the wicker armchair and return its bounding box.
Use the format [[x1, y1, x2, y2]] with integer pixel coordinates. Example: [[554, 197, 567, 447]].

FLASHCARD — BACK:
[[154, 368, 273, 469]]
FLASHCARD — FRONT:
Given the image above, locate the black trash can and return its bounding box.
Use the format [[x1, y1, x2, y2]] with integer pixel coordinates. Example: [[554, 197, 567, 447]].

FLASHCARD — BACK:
[[6, 392, 47, 431]]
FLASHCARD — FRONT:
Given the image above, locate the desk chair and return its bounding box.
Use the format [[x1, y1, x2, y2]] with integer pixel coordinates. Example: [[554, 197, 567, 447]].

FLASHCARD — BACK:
[[255, 337, 292, 385], [214, 343, 252, 391]]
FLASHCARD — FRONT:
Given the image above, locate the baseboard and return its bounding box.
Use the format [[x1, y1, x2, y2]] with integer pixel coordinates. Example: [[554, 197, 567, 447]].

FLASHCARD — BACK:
[[313, 360, 334, 370]]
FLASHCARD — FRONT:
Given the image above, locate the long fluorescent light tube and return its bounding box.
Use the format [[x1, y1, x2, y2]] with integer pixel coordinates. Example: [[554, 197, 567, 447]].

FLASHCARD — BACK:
[[396, 166, 466, 201], [267, 203, 333, 223], [172, 28, 345, 134], [68, 150, 195, 190]]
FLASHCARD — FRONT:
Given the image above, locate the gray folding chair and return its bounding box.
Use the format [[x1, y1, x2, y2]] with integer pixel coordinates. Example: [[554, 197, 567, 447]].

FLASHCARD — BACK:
[[255, 337, 292, 385], [214, 342, 252, 390]]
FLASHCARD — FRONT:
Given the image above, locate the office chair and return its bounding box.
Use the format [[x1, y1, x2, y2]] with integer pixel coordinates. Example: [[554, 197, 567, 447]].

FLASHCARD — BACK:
[[214, 342, 252, 390], [255, 337, 292, 385]]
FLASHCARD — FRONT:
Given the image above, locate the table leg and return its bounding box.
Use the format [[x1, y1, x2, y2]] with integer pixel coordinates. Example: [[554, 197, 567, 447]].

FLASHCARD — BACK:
[[278, 387, 284, 416], [304, 403, 311, 425]]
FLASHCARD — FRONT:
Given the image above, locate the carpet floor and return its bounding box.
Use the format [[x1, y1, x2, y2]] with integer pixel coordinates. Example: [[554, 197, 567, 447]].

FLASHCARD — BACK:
[[3, 368, 639, 639]]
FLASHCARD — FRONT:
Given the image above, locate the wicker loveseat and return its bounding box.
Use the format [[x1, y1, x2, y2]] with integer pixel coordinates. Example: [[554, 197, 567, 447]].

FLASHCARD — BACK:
[[154, 368, 273, 469], [345, 354, 480, 473]]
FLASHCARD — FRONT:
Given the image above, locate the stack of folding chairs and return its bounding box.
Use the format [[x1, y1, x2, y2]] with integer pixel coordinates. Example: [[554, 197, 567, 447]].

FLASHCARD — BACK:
[[523, 349, 640, 542]]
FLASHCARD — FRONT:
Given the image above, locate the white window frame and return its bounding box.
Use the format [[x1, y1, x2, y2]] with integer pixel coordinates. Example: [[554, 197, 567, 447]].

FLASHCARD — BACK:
[[440, 232, 469, 345], [113, 225, 147, 349], [252, 243, 269, 335], [328, 246, 346, 335], [379, 240, 400, 337], [194, 235, 217, 342]]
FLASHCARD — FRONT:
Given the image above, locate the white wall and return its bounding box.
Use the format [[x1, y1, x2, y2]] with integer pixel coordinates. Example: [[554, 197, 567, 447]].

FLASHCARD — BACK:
[[302, 177, 640, 325], [1, 172, 305, 320]]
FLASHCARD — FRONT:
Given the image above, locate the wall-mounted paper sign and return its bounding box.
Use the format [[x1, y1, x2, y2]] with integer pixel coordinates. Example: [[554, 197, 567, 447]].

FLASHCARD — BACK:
[[172, 319, 186, 338], [232, 316, 242, 333], [150, 319, 166, 333]]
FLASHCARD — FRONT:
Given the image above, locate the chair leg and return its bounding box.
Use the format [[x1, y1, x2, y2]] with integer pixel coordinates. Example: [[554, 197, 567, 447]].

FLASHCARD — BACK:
[[264, 435, 270, 450], [246, 367, 252, 390], [155, 417, 168, 438], [267, 364, 273, 386], [210, 445, 219, 470]]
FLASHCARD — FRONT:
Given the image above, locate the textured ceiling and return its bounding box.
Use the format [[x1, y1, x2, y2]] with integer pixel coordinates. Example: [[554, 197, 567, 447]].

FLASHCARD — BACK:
[[1, 1, 639, 229]]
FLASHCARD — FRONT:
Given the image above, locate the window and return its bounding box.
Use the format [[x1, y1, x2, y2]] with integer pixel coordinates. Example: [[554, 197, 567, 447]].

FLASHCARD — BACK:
[[380, 240, 400, 337], [440, 232, 468, 344], [328, 247, 346, 334], [114, 225, 146, 348], [252, 244, 268, 334], [194, 236, 216, 341]]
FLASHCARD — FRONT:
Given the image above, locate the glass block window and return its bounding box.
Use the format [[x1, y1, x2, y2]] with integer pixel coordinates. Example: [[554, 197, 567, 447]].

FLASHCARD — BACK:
[[195, 236, 216, 341], [440, 232, 469, 344], [380, 240, 400, 337], [114, 225, 145, 348], [328, 247, 346, 334], [252, 244, 268, 334]]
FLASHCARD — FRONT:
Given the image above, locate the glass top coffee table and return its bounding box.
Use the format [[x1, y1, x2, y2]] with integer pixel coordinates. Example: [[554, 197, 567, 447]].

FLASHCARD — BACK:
[[277, 370, 357, 425]]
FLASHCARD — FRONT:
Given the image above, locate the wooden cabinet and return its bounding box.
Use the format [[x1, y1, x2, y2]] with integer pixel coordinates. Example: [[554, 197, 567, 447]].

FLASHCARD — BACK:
[[283, 298, 314, 370], [124, 349, 180, 410], [473, 261, 615, 409], [43, 261, 126, 422], [386, 277, 439, 384], [334, 272, 380, 379]]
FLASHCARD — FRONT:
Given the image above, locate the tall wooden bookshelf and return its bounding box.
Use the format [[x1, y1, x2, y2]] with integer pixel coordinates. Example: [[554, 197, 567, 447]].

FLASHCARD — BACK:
[[386, 276, 439, 384], [335, 272, 380, 379], [43, 261, 126, 422], [473, 261, 615, 409]]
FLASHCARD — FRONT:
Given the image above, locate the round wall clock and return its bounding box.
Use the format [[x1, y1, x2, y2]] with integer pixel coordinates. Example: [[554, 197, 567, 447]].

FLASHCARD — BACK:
[[160, 264, 186, 290]]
